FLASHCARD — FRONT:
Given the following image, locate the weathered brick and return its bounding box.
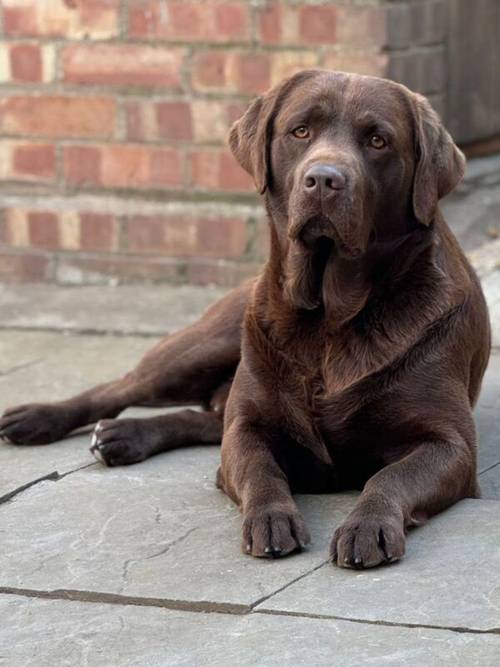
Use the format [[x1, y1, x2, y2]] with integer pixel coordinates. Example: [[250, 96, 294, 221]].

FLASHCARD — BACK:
[[64, 144, 183, 189], [186, 259, 260, 287], [257, 2, 283, 44], [323, 51, 389, 78], [192, 51, 271, 94], [0, 249, 52, 283], [79, 212, 118, 251], [156, 102, 193, 141], [55, 255, 183, 286], [232, 53, 271, 95], [128, 1, 250, 42], [126, 214, 247, 258], [62, 44, 184, 89], [2, 0, 120, 38], [0, 95, 116, 139], [191, 51, 227, 91], [28, 211, 59, 249], [336, 6, 387, 47], [271, 50, 320, 86], [190, 149, 254, 192], [298, 5, 337, 45], [9, 43, 42, 82], [125, 101, 193, 142], [0, 141, 56, 182], [191, 100, 247, 144]]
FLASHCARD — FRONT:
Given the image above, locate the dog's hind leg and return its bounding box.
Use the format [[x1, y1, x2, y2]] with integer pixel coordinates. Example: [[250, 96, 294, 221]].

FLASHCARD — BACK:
[[0, 282, 251, 446]]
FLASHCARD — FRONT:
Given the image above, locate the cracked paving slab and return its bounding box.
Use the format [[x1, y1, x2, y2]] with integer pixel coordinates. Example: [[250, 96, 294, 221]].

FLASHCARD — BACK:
[[0, 331, 158, 495], [2, 594, 500, 667], [256, 499, 500, 632], [0, 445, 358, 609]]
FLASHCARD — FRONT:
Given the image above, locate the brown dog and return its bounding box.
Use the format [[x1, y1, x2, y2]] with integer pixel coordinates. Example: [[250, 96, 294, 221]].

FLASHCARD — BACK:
[[0, 70, 490, 569]]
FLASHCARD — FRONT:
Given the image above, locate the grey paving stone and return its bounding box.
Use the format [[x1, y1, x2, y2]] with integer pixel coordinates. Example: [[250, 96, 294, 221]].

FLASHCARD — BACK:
[[0, 446, 358, 608], [257, 499, 500, 632], [3, 594, 500, 667], [476, 353, 500, 474], [480, 466, 500, 500], [0, 331, 159, 496], [0, 283, 226, 337]]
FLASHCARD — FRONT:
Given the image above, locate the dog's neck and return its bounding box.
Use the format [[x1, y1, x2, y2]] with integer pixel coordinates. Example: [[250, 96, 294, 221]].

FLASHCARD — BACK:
[[262, 209, 442, 333]]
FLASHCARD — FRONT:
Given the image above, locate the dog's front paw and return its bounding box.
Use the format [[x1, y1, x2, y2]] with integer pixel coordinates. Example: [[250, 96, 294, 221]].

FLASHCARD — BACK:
[[0, 403, 70, 445], [330, 512, 405, 569], [242, 505, 310, 558]]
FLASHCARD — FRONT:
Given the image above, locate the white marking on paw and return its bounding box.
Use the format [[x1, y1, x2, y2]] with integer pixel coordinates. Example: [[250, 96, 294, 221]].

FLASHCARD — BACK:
[[91, 445, 107, 465]]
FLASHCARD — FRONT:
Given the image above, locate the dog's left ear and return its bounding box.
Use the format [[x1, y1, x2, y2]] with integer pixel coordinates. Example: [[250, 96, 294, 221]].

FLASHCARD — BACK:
[[412, 93, 466, 225], [228, 88, 279, 195]]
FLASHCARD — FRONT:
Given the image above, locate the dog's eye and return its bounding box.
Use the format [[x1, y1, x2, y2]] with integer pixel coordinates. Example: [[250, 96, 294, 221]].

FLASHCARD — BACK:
[[291, 126, 310, 139], [368, 134, 386, 149]]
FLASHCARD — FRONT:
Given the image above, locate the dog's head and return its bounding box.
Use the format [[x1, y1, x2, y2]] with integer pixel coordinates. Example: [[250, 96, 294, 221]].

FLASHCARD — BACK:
[[229, 69, 465, 311]]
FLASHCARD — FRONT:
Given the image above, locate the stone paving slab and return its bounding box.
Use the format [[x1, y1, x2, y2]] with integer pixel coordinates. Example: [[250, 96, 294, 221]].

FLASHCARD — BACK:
[[0, 331, 157, 496], [257, 499, 500, 632], [0, 283, 225, 337], [3, 594, 500, 667], [0, 446, 358, 609]]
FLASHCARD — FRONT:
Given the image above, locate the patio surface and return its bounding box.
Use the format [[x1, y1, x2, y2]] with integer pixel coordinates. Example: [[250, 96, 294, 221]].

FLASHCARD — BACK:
[[1, 155, 500, 665]]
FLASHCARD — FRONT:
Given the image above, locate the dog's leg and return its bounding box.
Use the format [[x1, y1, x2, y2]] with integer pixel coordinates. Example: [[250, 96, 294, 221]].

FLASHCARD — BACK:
[[0, 282, 251, 446], [330, 424, 476, 569], [90, 408, 224, 466], [218, 419, 311, 558]]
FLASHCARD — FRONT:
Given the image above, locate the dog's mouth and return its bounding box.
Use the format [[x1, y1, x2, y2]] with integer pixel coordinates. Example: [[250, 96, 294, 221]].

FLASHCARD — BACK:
[[294, 215, 361, 260]]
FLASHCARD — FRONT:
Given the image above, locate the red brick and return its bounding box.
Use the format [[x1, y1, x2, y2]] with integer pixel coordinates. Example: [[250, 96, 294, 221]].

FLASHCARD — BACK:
[[258, 3, 283, 44], [0, 95, 116, 139], [0, 250, 52, 283], [156, 102, 193, 141], [79, 212, 117, 251], [336, 7, 387, 46], [3, 0, 119, 38], [215, 3, 249, 40], [9, 44, 42, 82], [192, 51, 271, 94], [12, 143, 56, 181], [55, 255, 183, 286], [64, 144, 183, 189], [62, 44, 184, 89], [190, 149, 254, 192], [128, 1, 250, 42], [323, 51, 388, 78], [192, 51, 227, 90], [299, 5, 337, 44], [28, 211, 59, 249], [124, 102, 143, 142], [64, 146, 101, 186], [186, 259, 260, 287], [234, 53, 271, 94], [126, 215, 247, 258]]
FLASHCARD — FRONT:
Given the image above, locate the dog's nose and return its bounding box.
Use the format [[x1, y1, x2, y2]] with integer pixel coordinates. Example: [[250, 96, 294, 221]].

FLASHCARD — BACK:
[[304, 164, 346, 195]]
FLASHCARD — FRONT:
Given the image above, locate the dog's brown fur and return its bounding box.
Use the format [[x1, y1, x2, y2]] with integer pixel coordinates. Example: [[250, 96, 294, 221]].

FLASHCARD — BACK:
[[0, 70, 490, 569]]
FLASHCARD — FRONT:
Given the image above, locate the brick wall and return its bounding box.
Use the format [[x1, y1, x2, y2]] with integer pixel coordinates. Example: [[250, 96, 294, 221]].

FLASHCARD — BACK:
[[0, 0, 449, 287]]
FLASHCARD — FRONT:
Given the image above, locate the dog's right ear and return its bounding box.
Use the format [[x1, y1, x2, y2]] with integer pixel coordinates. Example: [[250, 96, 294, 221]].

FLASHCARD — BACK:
[[229, 70, 319, 195], [228, 91, 277, 195]]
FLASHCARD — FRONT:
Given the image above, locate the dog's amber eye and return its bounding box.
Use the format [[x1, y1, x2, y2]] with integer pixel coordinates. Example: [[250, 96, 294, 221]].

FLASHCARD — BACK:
[[292, 126, 310, 139], [368, 134, 386, 149]]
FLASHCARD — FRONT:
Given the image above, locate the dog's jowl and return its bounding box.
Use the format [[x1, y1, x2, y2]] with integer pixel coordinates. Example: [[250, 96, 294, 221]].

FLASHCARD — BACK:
[[0, 70, 490, 569]]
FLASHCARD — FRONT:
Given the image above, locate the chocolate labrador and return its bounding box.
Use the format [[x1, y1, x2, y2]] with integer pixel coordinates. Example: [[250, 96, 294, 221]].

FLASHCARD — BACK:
[[0, 70, 490, 569]]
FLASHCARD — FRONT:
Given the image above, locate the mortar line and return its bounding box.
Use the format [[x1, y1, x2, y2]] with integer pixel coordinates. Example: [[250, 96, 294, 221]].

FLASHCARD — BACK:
[[248, 559, 330, 611], [1, 585, 499, 637], [253, 608, 500, 637]]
